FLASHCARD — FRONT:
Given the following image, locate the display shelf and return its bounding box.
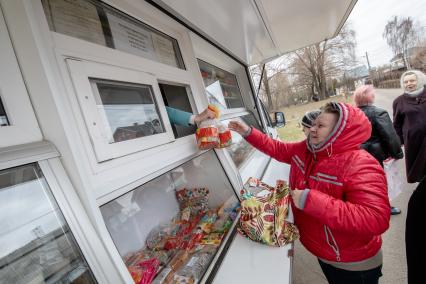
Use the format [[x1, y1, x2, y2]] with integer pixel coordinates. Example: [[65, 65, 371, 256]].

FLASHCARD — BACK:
[[100, 150, 240, 283]]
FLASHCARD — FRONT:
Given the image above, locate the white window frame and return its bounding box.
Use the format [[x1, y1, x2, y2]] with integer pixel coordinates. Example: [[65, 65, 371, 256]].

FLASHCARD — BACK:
[[0, 141, 125, 284], [189, 32, 254, 117], [0, 8, 42, 147], [66, 59, 175, 162]]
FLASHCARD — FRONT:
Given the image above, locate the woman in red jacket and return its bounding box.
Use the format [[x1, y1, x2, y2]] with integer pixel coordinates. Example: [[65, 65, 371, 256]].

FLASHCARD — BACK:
[[229, 102, 390, 284]]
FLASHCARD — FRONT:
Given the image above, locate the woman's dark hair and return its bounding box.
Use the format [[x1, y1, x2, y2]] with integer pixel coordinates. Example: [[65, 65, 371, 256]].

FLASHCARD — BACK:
[[321, 102, 340, 116]]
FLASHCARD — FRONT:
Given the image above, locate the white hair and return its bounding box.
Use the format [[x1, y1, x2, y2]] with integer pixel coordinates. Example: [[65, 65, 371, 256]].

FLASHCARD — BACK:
[[400, 70, 426, 95]]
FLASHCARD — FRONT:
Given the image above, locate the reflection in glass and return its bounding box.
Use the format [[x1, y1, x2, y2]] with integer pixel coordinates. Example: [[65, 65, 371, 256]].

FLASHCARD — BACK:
[[197, 59, 244, 110], [0, 96, 9, 126], [101, 151, 239, 283], [223, 114, 261, 168], [91, 79, 165, 143], [0, 164, 96, 283]]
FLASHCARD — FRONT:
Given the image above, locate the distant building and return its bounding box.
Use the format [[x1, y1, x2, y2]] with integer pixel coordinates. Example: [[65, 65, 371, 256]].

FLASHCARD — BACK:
[[390, 47, 424, 70]]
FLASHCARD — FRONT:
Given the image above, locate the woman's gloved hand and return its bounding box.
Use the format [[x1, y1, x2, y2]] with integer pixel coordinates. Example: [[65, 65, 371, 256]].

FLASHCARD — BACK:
[[228, 120, 252, 137]]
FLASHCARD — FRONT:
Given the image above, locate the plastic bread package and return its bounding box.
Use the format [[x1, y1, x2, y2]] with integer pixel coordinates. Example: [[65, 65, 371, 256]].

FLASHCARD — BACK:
[[152, 267, 173, 284], [207, 104, 220, 119], [217, 123, 232, 148], [195, 119, 219, 150], [174, 248, 215, 283], [168, 250, 190, 272], [175, 188, 209, 217]]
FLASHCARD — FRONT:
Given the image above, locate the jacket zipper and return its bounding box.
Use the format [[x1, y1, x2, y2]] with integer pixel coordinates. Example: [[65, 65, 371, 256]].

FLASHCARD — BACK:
[[324, 225, 341, 261]]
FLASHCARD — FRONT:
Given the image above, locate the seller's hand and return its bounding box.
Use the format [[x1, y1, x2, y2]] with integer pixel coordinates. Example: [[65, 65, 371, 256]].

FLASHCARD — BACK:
[[228, 120, 251, 137], [290, 189, 304, 209], [194, 107, 216, 124]]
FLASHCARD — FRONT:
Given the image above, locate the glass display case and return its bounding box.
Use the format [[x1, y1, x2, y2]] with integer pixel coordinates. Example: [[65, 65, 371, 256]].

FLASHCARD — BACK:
[[197, 59, 244, 110], [100, 150, 240, 283], [222, 113, 262, 168], [0, 164, 96, 284]]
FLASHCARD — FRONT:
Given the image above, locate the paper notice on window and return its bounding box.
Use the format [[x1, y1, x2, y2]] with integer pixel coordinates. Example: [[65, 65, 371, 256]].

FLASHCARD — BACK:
[[152, 33, 178, 67], [107, 13, 157, 61], [43, 0, 105, 46]]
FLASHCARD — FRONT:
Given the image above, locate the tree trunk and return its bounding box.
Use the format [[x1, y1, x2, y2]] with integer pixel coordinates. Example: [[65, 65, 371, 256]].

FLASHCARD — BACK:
[[262, 67, 274, 110]]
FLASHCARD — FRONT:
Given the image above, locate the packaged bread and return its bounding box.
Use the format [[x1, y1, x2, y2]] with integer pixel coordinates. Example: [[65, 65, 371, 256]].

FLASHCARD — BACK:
[[195, 119, 219, 150]]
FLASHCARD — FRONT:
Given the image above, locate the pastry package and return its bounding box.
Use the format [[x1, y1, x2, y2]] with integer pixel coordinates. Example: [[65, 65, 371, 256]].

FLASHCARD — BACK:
[[175, 188, 209, 217], [197, 210, 217, 234], [217, 123, 232, 148], [195, 119, 219, 150], [128, 258, 160, 284], [207, 104, 220, 119], [173, 247, 215, 283], [146, 223, 176, 250]]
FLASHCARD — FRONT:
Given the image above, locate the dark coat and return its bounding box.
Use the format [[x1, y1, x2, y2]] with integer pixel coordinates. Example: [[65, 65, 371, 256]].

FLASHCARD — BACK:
[[405, 176, 426, 283], [393, 86, 426, 183], [359, 105, 403, 166]]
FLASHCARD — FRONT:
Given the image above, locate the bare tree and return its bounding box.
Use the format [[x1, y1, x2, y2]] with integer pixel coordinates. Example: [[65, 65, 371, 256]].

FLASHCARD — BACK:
[[249, 24, 356, 108], [287, 23, 357, 100], [411, 40, 426, 71], [383, 16, 421, 69], [250, 60, 293, 110], [411, 48, 426, 71]]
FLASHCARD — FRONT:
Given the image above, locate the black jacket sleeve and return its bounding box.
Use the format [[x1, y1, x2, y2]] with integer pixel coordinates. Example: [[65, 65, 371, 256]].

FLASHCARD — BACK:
[[375, 108, 404, 159]]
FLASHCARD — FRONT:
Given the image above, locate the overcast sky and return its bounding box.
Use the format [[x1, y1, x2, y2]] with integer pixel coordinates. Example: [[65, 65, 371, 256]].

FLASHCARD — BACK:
[[348, 0, 426, 68]]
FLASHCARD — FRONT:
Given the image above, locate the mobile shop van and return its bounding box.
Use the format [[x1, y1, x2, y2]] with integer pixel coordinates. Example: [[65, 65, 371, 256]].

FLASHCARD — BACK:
[[0, 0, 355, 283]]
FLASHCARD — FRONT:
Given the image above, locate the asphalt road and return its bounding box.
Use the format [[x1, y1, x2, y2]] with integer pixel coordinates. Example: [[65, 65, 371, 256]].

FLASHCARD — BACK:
[[292, 88, 416, 284]]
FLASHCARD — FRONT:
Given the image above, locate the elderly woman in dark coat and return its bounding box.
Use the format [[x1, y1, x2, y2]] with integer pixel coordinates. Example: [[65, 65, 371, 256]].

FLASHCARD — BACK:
[[395, 70, 426, 284], [393, 70, 426, 183]]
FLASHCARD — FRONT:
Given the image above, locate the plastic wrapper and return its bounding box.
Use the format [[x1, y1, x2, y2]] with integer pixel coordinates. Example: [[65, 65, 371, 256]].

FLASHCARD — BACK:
[[174, 248, 215, 282], [168, 251, 190, 272], [146, 222, 180, 250], [207, 104, 220, 119], [197, 211, 217, 234], [126, 250, 174, 267], [217, 197, 240, 221], [217, 123, 232, 148], [176, 188, 209, 217], [211, 216, 232, 234], [200, 233, 223, 246], [128, 258, 160, 284], [195, 120, 219, 150], [152, 267, 173, 284]]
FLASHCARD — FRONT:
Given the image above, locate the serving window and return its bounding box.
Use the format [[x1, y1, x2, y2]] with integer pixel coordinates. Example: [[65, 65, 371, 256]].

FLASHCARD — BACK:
[[41, 0, 185, 69], [66, 59, 175, 162], [197, 59, 244, 110], [159, 83, 196, 139], [100, 150, 240, 283], [0, 163, 96, 283]]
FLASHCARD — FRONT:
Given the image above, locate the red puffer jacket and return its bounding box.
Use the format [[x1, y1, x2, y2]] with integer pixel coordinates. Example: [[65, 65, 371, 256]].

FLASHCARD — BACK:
[[246, 103, 390, 262]]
